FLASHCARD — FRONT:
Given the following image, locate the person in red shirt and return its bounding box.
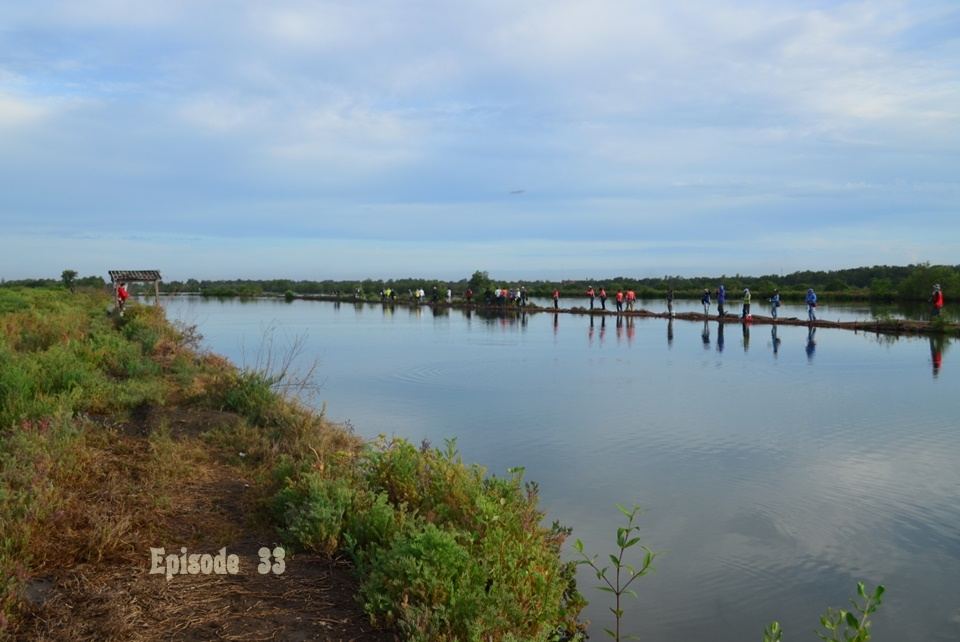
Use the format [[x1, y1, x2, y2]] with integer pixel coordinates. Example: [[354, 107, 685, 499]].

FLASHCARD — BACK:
[[615, 289, 624, 313], [552, 289, 560, 310], [465, 288, 473, 303], [599, 287, 607, 310], [116, 282, 130, 316], [586, 286, 596, 310], [626, 289, 636, 311], [931, 284, 944, 318]]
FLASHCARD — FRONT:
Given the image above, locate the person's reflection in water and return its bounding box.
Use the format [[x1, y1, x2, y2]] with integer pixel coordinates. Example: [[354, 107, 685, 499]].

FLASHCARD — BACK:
[[716, 319, 725, 353], [771, 325, 781, 357], [929, 335, 945, 377], [465, 308, 472, 322], [616, 315, 623, 344], [588, 316, 595, 346], [521, 311, 528, 330], [600, 316, 606, 346], [667, 319, 674, 348], [553, 313, 559, 336], [701, 319, 710, 349], [741, 321, 750, 352], [626, 316, 635, 346], [806, 327, 817, 361], [333, 300, 341, 310]]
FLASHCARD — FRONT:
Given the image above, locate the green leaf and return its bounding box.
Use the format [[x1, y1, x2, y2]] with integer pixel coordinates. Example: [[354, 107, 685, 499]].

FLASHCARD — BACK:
[[844, 611, 859, 628], [624, 536, 641, 548], [857, 582, 866, 598], [574, 538, 584, 553], [874, 585, 885, 599], [604, 627, 616, 639], [616, 503, 632, 518], [609, 554, 621, 567]]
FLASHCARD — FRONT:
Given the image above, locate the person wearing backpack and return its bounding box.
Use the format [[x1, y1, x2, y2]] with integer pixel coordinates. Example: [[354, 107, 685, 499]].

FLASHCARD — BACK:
[[806, 288, 818, 321], [769, 289, 781, 319]]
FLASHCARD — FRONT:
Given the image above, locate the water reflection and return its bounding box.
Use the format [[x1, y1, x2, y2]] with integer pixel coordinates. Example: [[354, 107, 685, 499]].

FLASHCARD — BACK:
[[667, 319, 673, 348], [771, 326, 781, 357], [806, 327, 817, 361], [600, 316, 606, 346], [701, 319, 710, 349], [741, 321, 750, 352], [716, 320, 725, 353], [930, 335, 946, 377]]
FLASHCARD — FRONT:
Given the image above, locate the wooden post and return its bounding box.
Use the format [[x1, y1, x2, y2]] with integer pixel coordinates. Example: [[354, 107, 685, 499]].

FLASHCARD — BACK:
[[155, 280, 160, 306]]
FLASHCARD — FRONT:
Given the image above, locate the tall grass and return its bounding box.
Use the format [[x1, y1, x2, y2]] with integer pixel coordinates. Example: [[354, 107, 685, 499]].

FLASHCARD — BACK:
[[0, 289, 182, 626]]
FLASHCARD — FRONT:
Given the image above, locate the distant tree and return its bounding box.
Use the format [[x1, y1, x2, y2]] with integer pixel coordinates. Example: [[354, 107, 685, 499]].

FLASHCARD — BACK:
[[61, 269, 78, 291], [468, 270, 493, 294], [869, 278, 895, 301]]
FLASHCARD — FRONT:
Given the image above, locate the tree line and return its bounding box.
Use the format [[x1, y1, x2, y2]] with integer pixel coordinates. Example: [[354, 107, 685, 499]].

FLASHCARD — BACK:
[[2, 264, 956, 302]]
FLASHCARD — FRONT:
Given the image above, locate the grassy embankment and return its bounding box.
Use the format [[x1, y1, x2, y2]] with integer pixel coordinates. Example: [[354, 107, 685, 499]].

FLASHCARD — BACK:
[[0, 288, 584, 640]]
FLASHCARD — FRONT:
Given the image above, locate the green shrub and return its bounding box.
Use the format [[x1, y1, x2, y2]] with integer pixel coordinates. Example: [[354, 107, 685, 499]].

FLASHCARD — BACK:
[[217, 371, 277, 425], [273, 472, 353, 555], [119, 313, 160, 354], [343, 490, 404, 569], [267, 438, 585, 640], [360, 522, 486, 641]]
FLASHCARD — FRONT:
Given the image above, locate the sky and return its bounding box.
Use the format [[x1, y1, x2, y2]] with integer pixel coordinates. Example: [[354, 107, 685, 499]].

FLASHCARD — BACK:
[[0, 0, 958, 281]]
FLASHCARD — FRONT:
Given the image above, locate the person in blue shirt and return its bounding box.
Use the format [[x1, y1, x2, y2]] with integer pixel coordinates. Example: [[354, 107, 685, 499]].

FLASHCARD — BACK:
[[701, 289, 710, 315], [717, 284, 726, 318], [805, 288, 817, 321], [769, 289, 781, 319]]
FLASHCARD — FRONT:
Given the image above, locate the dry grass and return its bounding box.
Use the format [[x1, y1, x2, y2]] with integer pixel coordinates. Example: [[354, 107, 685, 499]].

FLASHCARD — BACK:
[[2, 290, 384, 640]]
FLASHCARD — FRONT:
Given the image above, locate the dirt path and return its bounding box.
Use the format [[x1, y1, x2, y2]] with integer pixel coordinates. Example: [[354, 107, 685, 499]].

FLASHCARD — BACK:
[[13, 408, 391, 642]]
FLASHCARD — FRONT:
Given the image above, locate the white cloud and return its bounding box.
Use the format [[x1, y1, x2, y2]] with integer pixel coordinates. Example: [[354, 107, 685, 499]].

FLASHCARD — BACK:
[[0, 92, 53, 127]]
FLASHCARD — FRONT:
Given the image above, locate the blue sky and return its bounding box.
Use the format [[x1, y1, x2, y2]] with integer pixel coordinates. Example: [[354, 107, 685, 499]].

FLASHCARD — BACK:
[[1, 0, 958, 280]]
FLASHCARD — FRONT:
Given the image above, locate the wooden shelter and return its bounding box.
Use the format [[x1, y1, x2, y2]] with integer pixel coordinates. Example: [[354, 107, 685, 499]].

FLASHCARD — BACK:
[[108, 270, 162, 307]]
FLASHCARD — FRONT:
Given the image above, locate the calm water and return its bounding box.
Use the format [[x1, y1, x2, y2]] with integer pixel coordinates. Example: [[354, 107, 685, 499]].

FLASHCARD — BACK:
[[163, 296, 959, 641]]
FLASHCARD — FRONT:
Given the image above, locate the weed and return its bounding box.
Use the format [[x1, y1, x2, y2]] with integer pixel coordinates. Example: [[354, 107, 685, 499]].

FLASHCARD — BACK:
[[574, 504, 655, 641]]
